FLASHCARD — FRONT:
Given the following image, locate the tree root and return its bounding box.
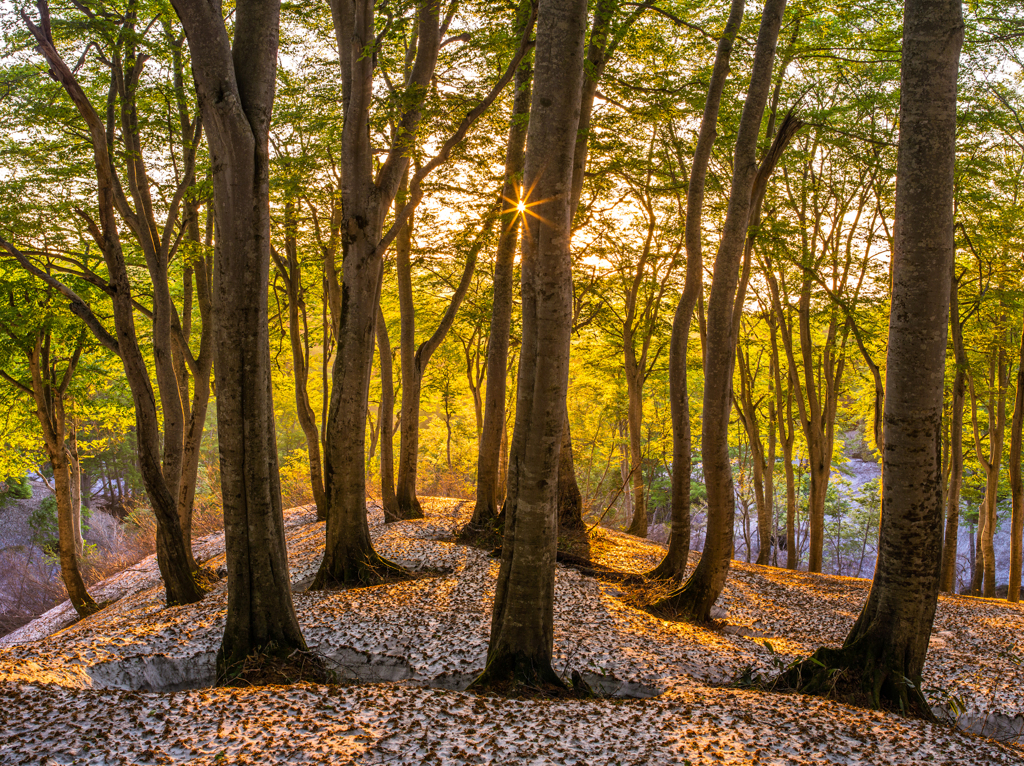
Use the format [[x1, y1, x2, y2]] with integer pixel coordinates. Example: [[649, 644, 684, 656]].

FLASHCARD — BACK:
[[456, 518, 503, 550], [216, 644, 336, 688], [468, 653, 569, 698], [769, 645, 936, 721], [310, 550, 409, 590], [644, 556, 687, 582], [648, 579, 712, 624]]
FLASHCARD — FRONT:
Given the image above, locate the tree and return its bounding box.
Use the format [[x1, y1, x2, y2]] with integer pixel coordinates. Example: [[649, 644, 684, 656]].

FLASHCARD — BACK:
[[6, 1, 207, 606], [777, 0, 962, 715], [966, 340, 1008, 597], [646, 0, 744, 580], [171, 0, 308, 673], [653, 0, 789, 621], [271, 200, 328, 521], [0, 297, 98, 619], [469, 0, 534, 531], [393, 183, 491, 521], [313, 0, 530, 585], [471, 0, 587, 689]]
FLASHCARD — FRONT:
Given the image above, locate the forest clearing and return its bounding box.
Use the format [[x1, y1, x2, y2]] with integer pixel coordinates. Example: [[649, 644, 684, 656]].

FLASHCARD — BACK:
[[2, 498, 1024, 765]]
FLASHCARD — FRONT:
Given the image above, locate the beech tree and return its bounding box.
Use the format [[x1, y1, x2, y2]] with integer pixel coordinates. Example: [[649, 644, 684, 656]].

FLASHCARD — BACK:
[[469, 0, 534, 531], [0, 297, 98, 619], [171, 0, 308, 672], [393, 184, 492, 521], [653, 0, 788, 621], [271, 200, 329, 522], [6, 1, 207, 606], [471, 0, 587, 688], [647, 0, 745, 579], [778, 0, 962, 714]]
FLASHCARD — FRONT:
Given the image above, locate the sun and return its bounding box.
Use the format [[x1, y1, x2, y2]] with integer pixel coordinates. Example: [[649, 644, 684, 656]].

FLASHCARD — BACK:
[[501, 181, 551, 236]]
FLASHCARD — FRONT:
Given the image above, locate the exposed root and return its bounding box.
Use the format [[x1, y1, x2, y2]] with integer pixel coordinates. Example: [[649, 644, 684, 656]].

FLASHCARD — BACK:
[[68, 598, 109, 623], [216, 645, 337, 688], [648, 580, 713, 624], [309, 551, 410, 590], [644, 556, 687, 582], [554, 551, 644, 584], [468, 654, 572, 699], [768, 645, 937, 721], [455, 518, 503, 550], [192, 565, 220, 592]]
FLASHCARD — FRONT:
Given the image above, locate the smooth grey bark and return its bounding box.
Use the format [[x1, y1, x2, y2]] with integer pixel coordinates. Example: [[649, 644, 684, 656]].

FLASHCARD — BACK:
[[652, 0, 788, 621], [172, 0, 308, 670], [470, 17, 533, 529], [471, 0, 587, 689], [778, 0, 962, 715], [647, 0, 745, 580]]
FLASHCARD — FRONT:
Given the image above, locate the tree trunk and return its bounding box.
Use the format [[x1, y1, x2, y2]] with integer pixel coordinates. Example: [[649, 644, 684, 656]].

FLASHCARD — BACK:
[[736, 345, 772, 564], [67, 417, 85, 559], [313, 0, 442, 585], [653, 0, 788, 620], [395, 191, 485, 520], [471, 0, 586, 690], [273, 201, 328, 521], [1008, 326, 1024, 602], [470, 0, 533, 531], [394, 179, 426, 521], [26, 334, 98, 618], [939, 270, 966, 592], [778, 0, 961, 715], [377, 305, 399, 518], [18, 6, 205, 607], [173, 0, 308, 672], [396, 364, 426, 519], [647, 0, 745, 581], [797, 273, 845, 574], [967, 350, 1008, 598], [624, 365, 647, 536], [552, 0, 620, 523], [558, 412, 585, 530]]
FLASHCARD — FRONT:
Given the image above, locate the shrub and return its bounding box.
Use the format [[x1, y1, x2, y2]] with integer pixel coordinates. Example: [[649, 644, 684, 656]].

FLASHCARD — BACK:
[[279, 448, 315, 509], [3, 476, 33, 500]]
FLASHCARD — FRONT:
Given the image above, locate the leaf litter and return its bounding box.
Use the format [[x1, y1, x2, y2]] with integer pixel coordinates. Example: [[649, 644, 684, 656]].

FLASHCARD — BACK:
[[1, 498, 1022, 764]]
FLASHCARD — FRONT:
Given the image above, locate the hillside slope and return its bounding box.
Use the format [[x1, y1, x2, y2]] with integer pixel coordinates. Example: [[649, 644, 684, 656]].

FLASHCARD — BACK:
[[1, 499, 1022, 765]]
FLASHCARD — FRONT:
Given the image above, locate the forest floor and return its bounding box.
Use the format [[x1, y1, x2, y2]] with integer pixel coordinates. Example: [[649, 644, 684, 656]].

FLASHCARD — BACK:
[[1, 498, 1023, 765]]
